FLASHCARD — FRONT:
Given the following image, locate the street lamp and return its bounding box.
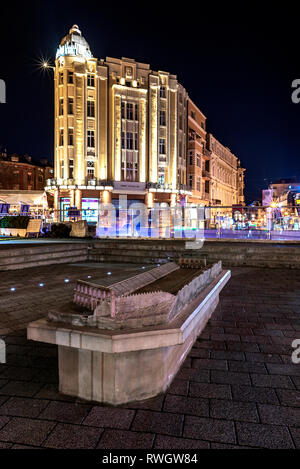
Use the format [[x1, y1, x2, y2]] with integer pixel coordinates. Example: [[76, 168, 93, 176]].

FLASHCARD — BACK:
[[42, 61, 55, 71]]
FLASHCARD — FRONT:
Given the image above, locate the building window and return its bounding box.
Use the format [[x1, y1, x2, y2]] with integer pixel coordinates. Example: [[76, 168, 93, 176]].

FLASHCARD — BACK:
[[179, 115, 183, 130], [69, 159, 74, 179], [67, 71, 74, 84], [159, 138, 166, 154], [134, 132, 138, 150], [87, 130, 95, 148], [121, 101, 125, 119], [159, 110, 166, 126], [196, 154, 201, 167], [158, 167, 165, 184], [60, 160, 64, 179], [87, 74, 95, 87], [179, 140, 182, 157], [135, 103, 138, 121], [205, 180, 209, 194], [59, 72, 63, 85], [189, 151, 193, 165], [160, 86, 166, 98], [201, 122, 204, 129], [191, 111, 195, 119], [59, 98, 63, 116], [189, 174, 193, 189], [126, 132, 133, 150], [121, 132, 125, 149], [59, 129, 64, 146], [197, 177, 201, 191], [126, 103, 133, 120], [68, 128, 74, 146], [87, 161, 95, 180], [87, 100, 95, 117], [68, 98, 74, 115], [122, 161, 137, 182]]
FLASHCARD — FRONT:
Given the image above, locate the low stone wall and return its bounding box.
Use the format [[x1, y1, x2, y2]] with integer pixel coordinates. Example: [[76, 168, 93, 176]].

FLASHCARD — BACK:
[[88, 238, 300, 269]]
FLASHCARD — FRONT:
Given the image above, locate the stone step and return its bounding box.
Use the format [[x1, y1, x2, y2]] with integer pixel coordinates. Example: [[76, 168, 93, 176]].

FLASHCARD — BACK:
[[0, 243, 89, 271], [0, 255, 88, 271], [0, 248, 88, 266]]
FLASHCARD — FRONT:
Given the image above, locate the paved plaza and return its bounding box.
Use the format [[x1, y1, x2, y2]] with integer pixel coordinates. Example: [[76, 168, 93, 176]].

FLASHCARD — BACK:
[[0, 263, 299, 449]]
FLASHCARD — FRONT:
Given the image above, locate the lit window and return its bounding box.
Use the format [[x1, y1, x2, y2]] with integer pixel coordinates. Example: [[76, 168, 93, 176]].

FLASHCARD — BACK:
[[159, 139, 166, 154], [59, 129, 64, 146], [87, 100, 95, 117], [60, 160, 64, 179], [121, 132, 125, 149], [59, 98, 63, 116], [160, 86, 166, 98], [87, 130, 95, 147], [87, 74, 95, 87], [67, 71, 74, 84], [68, 128, 74, 146], [126, 132, 133, 150], [126, 103, 133, 120], [87, 161, 95, 179], [159, 110, 166, 126], [69, 159, 74, 178], [179, 115, 183, 130], [121, 101, 125, 119], [158, 167, 165, 184], [68, 97, 74, 114]]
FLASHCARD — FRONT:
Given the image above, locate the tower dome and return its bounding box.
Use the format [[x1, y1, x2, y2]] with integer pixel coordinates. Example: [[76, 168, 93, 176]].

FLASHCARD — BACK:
[[56, 25, 93, 60]]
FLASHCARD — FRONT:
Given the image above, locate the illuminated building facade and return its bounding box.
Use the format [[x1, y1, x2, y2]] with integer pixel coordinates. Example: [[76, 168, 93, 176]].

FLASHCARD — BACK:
[[207, 133, 244, 206], [186, 99, 210, 205], [46, 25, 191, 217]]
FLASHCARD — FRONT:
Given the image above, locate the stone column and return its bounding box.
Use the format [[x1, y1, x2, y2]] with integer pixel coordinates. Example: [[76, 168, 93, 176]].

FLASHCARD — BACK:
[[54, 188, 60, 222], [75, 189, 82, 218]]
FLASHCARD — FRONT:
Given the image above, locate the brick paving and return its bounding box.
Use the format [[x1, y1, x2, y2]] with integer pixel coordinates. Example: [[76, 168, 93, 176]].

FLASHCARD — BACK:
[[0, 264, 299, 449]]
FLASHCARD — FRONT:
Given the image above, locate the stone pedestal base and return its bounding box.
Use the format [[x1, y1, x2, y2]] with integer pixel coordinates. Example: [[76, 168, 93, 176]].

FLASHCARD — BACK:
[[28, 270, 230, 405]]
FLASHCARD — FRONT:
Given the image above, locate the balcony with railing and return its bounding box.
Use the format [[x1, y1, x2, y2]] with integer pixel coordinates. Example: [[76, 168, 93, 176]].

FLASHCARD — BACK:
[[202, 170, 210, 179], [46, 178, 114, 189]]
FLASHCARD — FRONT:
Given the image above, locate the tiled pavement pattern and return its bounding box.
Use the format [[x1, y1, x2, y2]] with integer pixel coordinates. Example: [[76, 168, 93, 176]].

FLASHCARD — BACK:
[[0, 265, 299, 449]]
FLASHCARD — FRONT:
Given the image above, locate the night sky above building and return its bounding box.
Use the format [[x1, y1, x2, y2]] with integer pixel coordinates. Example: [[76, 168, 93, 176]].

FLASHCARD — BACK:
[[0, 1, 298, 202]]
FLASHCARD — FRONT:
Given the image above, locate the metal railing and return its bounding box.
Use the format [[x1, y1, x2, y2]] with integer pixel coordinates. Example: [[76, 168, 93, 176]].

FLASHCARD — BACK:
[[1, 205, 300, 241]]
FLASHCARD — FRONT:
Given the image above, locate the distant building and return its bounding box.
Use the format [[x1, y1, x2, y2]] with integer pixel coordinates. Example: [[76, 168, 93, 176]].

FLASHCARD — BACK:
[[269, 178, 300, 199], [46, 24, 246, 219], [0, 149, 53, 191], [206, 134, 245, 206]]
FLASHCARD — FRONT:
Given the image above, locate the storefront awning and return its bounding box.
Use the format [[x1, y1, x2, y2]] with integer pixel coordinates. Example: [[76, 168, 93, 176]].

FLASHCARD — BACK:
[[0, 190, 48, 207]]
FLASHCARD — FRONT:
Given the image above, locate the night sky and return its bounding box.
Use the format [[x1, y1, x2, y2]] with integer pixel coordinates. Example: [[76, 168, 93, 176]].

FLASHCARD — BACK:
[[0, 1, 298, 202]]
